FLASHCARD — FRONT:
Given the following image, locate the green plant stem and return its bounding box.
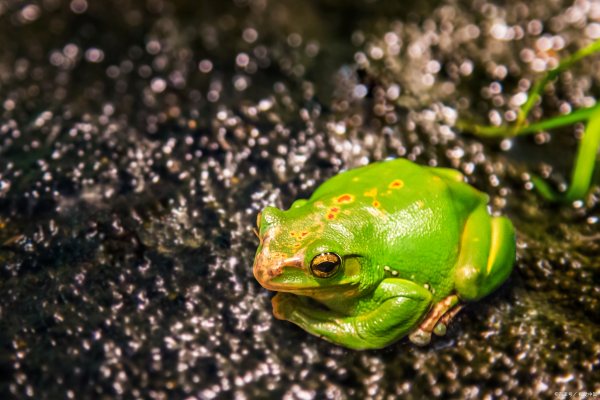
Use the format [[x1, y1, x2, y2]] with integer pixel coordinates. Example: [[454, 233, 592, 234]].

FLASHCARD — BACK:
[[458, 106, 600, 202], [530, 106, 600, 202], [514, 38, 600, 132], [456, 39, 600, 202], [456, 105, 599, 138]]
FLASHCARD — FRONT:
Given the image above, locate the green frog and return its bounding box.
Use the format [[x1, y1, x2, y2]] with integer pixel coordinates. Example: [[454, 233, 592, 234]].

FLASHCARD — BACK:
[[253, 159, 515, 349]]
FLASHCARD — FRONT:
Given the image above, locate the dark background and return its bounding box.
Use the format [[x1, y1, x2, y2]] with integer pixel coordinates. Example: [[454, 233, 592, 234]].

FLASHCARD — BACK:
[[0, 0, 598, 398]]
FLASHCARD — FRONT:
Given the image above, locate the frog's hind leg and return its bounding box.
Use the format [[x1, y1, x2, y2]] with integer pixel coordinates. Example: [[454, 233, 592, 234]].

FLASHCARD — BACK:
[[454, 203, 516, 301], [410, 204, 515, 346]]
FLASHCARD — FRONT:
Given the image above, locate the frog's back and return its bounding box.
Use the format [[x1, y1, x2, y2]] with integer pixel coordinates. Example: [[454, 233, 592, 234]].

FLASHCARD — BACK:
[[314, 159, 420, 196], [310, 159, 487, 300], [311, 159, 484, 210]]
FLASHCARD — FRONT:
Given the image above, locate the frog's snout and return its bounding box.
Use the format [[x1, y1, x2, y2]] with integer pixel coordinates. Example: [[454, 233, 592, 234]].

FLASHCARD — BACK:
[[253, 233, 303, 290]]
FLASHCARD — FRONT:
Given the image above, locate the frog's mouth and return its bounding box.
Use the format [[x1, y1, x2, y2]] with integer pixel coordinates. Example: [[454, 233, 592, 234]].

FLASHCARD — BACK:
[[267, 277, 360, 299]]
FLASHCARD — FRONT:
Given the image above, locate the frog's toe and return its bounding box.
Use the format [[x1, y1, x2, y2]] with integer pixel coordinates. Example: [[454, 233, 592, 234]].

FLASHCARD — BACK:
[[408, 328, 432, 346], [433, 322, 447, 336]]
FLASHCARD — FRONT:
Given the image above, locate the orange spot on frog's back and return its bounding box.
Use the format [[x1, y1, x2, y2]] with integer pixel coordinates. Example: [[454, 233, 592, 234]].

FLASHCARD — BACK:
[[389, 179, 404, 189], [291, 230, 310, 241], [372, 200, 381, 208], [326, 213, 336, 220], [335, 194, 354, 204]]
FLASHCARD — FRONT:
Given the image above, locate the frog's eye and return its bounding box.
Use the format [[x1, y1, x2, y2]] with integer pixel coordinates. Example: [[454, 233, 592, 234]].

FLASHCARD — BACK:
[[310, 252, 341, 278]]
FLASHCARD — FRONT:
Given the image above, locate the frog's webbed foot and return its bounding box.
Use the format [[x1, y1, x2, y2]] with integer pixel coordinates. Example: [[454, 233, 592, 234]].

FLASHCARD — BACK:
[[408, 295, 462, 346]]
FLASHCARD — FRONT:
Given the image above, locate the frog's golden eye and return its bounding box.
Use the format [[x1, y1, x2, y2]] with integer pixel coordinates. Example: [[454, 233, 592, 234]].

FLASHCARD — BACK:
[[310, 252, 341, 278]]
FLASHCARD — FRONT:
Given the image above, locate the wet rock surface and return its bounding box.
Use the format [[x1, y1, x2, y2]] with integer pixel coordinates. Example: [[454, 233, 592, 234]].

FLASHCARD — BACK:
[[0, 0, 599, 398]]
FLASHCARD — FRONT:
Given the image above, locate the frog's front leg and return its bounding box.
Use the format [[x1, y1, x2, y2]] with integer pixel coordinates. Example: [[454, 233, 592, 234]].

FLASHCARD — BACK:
[[272, 278, 432, 350]]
